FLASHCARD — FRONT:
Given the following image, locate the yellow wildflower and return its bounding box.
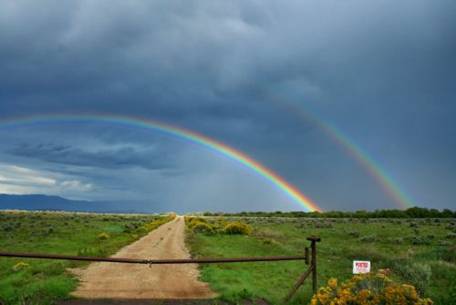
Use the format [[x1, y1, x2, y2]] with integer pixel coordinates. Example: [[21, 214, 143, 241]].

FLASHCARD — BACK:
[[307, 272, 432, 305], [328, 278, 338, 289]]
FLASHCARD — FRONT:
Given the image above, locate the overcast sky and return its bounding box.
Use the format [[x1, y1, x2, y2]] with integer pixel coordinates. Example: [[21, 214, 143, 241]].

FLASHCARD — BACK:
[[0, 1, 455, 212]]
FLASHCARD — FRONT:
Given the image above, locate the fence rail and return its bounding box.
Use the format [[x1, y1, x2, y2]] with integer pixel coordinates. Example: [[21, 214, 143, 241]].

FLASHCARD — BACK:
[[0, 251, 306, 264]]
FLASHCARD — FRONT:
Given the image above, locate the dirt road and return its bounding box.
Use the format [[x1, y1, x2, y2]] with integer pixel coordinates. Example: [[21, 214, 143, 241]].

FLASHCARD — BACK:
[[71, 216, 216, 299]]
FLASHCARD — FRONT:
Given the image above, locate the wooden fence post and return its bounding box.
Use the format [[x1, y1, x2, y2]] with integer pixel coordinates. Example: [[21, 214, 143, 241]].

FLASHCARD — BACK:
[[283, 236, 321, 303], [307, 236, 321, 293]]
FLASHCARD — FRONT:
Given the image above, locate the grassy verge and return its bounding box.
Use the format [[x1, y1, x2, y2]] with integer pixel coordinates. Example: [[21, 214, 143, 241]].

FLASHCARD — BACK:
[[0, 211, 175, 305], [186, 217, 456, 305]]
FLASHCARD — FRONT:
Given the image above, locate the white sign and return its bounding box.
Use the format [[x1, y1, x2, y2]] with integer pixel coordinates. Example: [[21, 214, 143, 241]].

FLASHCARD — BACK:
[[353, 260, 371, 274]]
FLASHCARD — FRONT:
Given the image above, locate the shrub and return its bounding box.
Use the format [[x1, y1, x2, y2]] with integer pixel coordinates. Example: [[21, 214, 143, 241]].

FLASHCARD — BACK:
[[223, 222, 252, 235], [409, 236, 432, 245], [348, 231, 360, 238], [97, 232, 110, 240], [192, 222, 216, 234], [359, 234, 376, 243], [446, 232, 456, 239], [391, 260, 432, 295], [389, 237, 404, 244], [314, 222, 333, 229], [12, 261, 30, 272], [440, 245, 456, 263], [310, 271, 433, 305], [186, 217, 208, 228], [261, 238, 281, 246], [438, 240, 452, 246], [2, 225, 13, 232], [123, 225, 132, 233]]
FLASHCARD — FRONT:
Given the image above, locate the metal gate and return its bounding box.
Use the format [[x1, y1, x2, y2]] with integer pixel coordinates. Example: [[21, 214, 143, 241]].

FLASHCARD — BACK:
[[0, 236, 321, 302]]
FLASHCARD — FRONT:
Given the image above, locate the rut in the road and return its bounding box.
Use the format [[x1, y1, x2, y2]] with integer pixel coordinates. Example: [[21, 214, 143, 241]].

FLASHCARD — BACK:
[[71, 216, 216, 299]]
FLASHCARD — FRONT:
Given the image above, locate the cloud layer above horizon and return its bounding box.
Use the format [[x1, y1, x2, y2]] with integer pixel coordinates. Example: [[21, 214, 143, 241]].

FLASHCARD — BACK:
[[0, 1, 455, 212]]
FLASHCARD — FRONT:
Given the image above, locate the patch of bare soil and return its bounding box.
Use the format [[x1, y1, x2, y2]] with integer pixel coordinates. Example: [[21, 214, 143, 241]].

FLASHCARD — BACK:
[[70, 216, 216, 299]]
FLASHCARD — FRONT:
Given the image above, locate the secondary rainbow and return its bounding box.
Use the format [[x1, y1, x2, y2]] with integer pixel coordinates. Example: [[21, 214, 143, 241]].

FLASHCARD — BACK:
[[267, 98, 413, 209], [319, 122, 413, 209], [0, 114, 322, 212]]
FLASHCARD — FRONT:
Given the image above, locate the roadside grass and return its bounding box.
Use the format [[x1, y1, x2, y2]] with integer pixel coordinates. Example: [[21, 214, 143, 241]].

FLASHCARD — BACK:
[[0, 211, 173, 305], [186, 217, 456, 305]]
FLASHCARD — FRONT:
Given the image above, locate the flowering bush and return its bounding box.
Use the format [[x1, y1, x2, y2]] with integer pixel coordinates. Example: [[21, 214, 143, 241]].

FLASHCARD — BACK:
[[223, 222, 252, 235], [11, 261, 29, 272], [97, 232, 110, 240], [185, 217, 252, 235], [186, 217, 208, 228], [192, 222, 216, 234], [310, 271, 433, 305]]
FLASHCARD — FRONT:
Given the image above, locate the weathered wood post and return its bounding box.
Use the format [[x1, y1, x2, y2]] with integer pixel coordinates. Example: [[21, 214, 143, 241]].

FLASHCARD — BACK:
[[304, 246, 309, 265], [283, 236, 321, 303], [307, 236, 321, 293]]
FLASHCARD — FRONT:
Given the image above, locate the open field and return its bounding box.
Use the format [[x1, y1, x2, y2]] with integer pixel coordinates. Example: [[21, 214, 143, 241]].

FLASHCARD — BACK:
[[0, 211, 170, 305], [186, 216, 456, 305], [1, 211, 455, 305]]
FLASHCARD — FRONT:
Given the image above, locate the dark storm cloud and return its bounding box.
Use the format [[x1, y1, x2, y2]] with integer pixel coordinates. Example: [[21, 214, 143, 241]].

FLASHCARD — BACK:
[[8, 142, 172, 170], [0, 1, 455, 210]]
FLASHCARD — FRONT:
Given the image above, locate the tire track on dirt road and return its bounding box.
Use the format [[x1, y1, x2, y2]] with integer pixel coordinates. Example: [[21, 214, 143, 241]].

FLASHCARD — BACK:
[[71, 216, 216, 299]]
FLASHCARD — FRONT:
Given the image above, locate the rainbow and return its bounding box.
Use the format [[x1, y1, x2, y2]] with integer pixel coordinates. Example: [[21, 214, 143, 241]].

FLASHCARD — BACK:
[[0, 114, 322, 212], [267, 99, 413, 209], [319, 122, 413, 209]]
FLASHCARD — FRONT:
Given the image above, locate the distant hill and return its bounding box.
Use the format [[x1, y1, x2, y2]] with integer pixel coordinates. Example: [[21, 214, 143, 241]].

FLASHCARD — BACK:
[[0, 194, 157, 213]]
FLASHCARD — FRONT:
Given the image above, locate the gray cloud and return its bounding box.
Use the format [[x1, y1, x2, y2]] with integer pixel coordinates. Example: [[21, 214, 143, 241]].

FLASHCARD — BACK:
[[8, 142, 172, 170], [0, 1, 455, 210]]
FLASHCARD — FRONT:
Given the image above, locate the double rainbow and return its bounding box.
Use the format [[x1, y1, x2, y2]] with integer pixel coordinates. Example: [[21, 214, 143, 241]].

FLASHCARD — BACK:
[[265, 96, 414, 209], [0, 114, 322, 212], [320, 122, 413, 209]]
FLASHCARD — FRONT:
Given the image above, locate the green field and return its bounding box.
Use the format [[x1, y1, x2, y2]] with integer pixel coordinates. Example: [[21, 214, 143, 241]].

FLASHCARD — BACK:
[[0, 211, 170, 305], [1, 211, 455, 305], [186, 216, 456, 305]]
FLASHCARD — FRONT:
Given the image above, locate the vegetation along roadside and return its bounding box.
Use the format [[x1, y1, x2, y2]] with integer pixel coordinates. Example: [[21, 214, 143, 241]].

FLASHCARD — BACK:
[[0, 211, 175, 305], [185, 215, 456, 305]]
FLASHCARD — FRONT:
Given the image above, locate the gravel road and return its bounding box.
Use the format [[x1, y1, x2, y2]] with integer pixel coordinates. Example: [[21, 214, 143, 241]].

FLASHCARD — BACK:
[[71, 216, 216, 299]]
